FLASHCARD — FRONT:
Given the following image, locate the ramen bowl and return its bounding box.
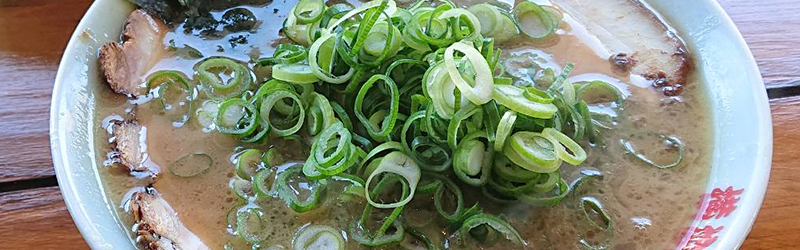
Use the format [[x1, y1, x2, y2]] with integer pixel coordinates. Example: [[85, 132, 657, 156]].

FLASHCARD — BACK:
[[50, 0, 772, 249]]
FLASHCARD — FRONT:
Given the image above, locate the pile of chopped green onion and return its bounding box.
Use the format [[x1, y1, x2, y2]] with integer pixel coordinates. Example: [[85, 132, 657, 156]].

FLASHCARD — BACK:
[[146, 0, 642, 248]]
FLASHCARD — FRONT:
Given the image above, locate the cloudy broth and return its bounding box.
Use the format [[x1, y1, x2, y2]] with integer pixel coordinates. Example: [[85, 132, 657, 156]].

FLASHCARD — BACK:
[[94, 0, 712, 249]]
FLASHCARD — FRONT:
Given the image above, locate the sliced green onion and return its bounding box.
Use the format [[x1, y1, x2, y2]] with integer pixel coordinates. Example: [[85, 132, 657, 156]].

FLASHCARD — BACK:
[[443, 42, 493, 105], [196, 100, 219, 132], [401, 228, 439, 250], [488, 170, 559, 196], [313, 121, 351, 167], [361, 20, 403, 60], [523, 87, 554, 104], [230, 177, 254, 200], [514, 177, 567, 206], [315, 143, 360, 177], [505, 131, 561, 173], [576, 80, 624, 106], [303, 154, 326, 180], [515, 170, 602, 206], [349, 217, 405, 247], [446, 104, 481, 150], [146, 70, 194, 126], [292, 224, 345, 250], [453, 132, 493, 186], [272, 64, 320, 84], [424, 61, 468, 119], [400, 111, 452, 172], [309, 31, 355, 84], [217, 98, 258, 136], [364, 152, 421, 209], [354, 74, 400, 139], [622, 134, 684, 169], [293, 0, 326, 24], [226, 205, 241, 234], [257, 44, 308, 66], [277, 164, 328, 212], [260, 90, 306, 136], [493, 84, 558, 119], [195, 57, 252, 100], [348, 0, 390, 57], [169, 153, 212, 177], [239, 125, 270, 143], [253, 168, 276, 197], [357, 142, 405, 177], [432, 174, 465, 223], [438, 8, 482, 42], [467, 4, 504, 38], [543, 128, 587, 166], [492, 10, 520, 43], [458, 213, 524, 245], [494, 111, 517, 152], [350, 173, 406, 246], [492, 156, 538, 183], [581, 197, 612, 231], [236, 149, 263, 180], [513, 2, 557, 41], [237, 208, 271, 243], [332, 173, 366, 201]]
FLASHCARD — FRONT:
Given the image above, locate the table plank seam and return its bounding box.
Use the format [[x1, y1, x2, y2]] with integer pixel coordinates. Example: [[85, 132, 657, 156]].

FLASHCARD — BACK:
[[0, 176, 58, 194]]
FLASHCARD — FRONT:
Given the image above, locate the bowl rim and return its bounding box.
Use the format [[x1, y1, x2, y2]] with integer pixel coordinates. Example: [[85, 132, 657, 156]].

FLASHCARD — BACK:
[[49, 0, 773, 249], [693, 1, 772, 249]]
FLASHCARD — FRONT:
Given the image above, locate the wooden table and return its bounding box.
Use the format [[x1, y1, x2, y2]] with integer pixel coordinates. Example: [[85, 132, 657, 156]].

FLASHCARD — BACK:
[[0, 0, 797, 249]]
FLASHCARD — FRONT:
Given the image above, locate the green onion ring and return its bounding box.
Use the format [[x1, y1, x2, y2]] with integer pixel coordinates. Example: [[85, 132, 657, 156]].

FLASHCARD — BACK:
[[312, 121, 352, 168], [195, 57, 252, 100], [492, 156, 538, 183], [543, 128, 588, 166], [458, 213, 525, 245], [253, 168, 276, 198], [494, 111, 518, 152], [259, 90, 306, 136], [309, 31, 355, 84], [443, 42, 493, 105], [354, 74, 400, 139], [493, 84, 558, 119], [401, 111, 452, 172], [364, 151, 421, 209], [446, 104, 481, 150], [512, 1, 557, 41], [622, 134, 684, 169], [453, 132, 493, 186], [292, 224, 345, 250], [580, 197, 612, 231], [293, 0, 326, 25], [272, 63, 320, 84], [277, 164, 328, 212], [236, 208, 271, 243], [357, 142, 404, 177], [235, 149, 263, 180], [505, 131, 561, 172], [217, 98, 259, 136], [432, 173, 465, 223]]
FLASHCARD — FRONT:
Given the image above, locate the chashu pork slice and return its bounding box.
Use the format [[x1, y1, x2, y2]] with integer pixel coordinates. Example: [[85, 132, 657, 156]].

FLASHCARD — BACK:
[[111, 120, 156, 174], [554, 0, 692, 90], [131, 190, 211, 250], [99, 9, 168, 97]]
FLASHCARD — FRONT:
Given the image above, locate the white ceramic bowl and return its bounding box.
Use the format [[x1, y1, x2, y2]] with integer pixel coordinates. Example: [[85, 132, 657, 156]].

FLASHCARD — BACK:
[[50, 0, 772, 249]]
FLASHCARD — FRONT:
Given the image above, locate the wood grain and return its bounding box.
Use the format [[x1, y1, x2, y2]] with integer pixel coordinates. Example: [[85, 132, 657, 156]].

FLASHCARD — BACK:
[[0, 186, 88, 249], [0, 0, 797, 250], [718, 0, 800, 87], [0, 0, 93, 182], [740, 96, 800, 250]]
